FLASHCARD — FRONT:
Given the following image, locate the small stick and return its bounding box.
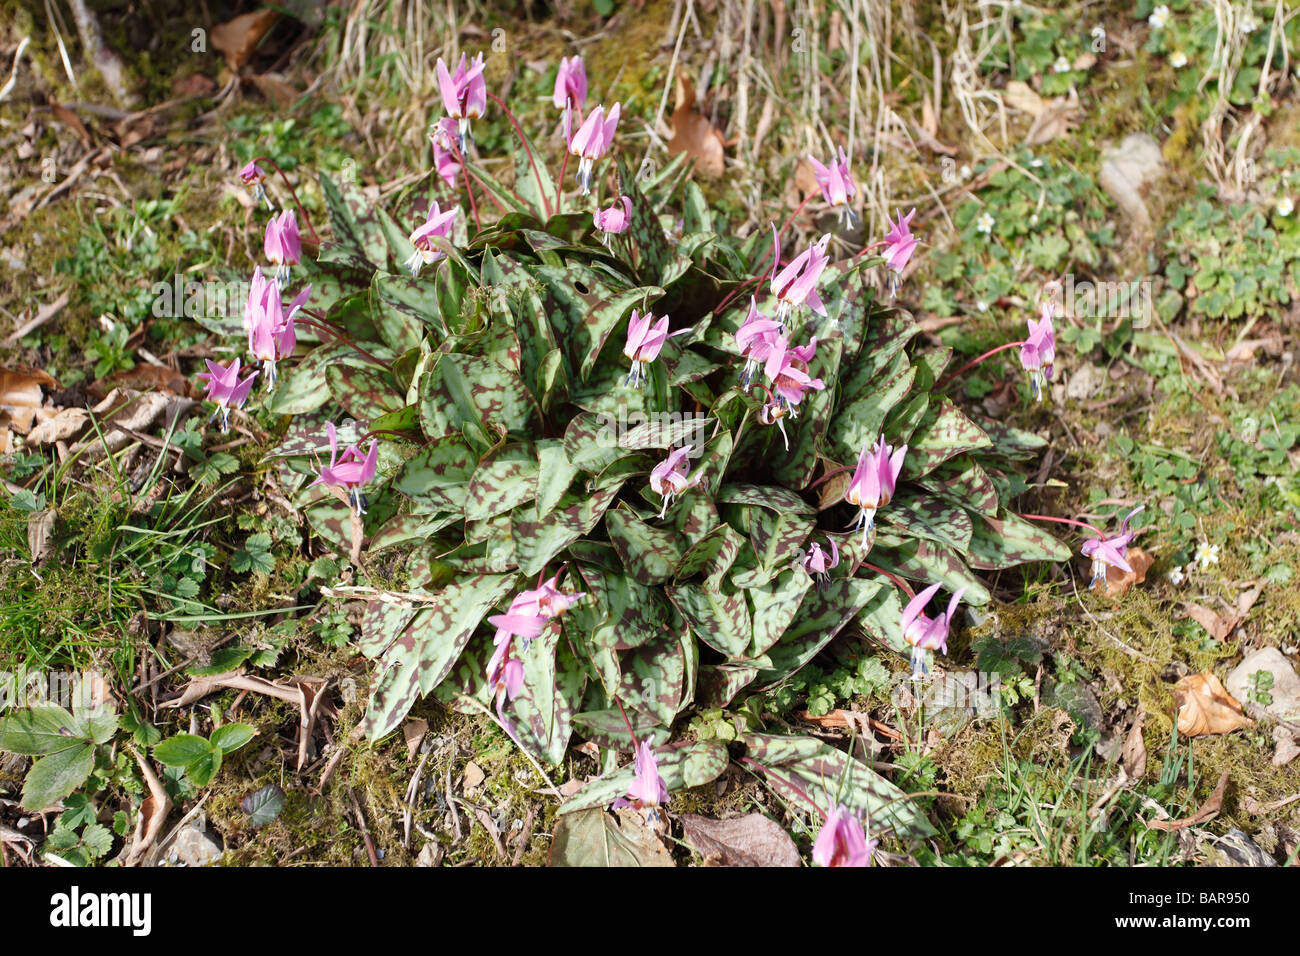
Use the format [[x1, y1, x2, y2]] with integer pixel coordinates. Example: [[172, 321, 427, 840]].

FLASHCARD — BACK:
[[347, 787, 379, 866]]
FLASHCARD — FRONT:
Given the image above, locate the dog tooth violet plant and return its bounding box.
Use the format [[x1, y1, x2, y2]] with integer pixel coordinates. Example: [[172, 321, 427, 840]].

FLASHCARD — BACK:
[[901, 582, 967, 678], [199, 358, 257, 432], [1080, 506, 1146, 588], [208, 48, 1082, 865], [813, 805, 877, 867], [809, 147, 857, 228]]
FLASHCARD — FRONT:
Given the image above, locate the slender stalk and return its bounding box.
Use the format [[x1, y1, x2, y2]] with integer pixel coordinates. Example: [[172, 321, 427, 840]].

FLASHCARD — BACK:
[[252, 155, 321, 243], [860, 561, 914, 598], [614, 698, 641, 751], [556, 147, 570, 215], [713, 191, 817, 317], [739, 757, 827, 820], [808, 464, 853, 490], [1017, 513, 1105, 538], [488, 91, 551, 219], [296, 317, 391, 371], [936, 340, 1025, 390], [446, 138, 481, 233]]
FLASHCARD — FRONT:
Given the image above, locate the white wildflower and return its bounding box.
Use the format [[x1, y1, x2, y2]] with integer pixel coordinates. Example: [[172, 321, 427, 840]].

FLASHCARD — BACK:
[[976, 212, 995, 235], [1194, 541, 1221, 570], [1168, 565, 1185, 585], [1148, 5, 1171, 30], [1277, 196, 1295, 217], [1169, 50, 1188, 68], [1053, 56, 1072, 74]]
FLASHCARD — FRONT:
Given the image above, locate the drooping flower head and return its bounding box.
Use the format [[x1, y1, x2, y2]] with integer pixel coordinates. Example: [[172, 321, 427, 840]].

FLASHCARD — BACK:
[[198, 358, 258, 433], [901, 581, 968, 678], [769, 227, 831, 325], [1020, 300, 1057, 401], [245, 267, 310, 389], [803, 538, 840, 587], [1080, 506, 1145, 589], [650, 445, 700, 518], [846, 436, 907, 545], [623, 309, 669, 388], [264, 210, 301, 288], [594, 195, 632, 238], [734, 297, 783, 385], [239, 161, 270, 209], [569, 103, 620, 195], [812, 805, 876, 867], [612, 741, 669, 816], [763, 335, 825, 411], [429, 117, 463, 189], [757, 398, 792, 451], [809, 147, 857, 227], [309, 421, 378, 515], [436, 53, 487, 150], [879, 208, 919, 295], [486, 572, 585, 717], [405, 202, 458, 276], [553, 55, 587, 138]]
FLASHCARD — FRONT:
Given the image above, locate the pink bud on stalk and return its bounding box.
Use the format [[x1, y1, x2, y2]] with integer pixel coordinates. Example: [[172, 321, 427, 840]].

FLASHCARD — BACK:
[[436, 53, 487, 151], [568, 103, 620, 196]]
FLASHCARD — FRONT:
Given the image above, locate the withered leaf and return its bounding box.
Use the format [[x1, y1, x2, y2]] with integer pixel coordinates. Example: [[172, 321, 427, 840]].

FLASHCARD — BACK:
[[1173, 672, 1253, 737], [0, 366, 56, 433], [1148, 771, 1228, 831], [1121, 710, 1146, 781], [679, 813, 801, 867], [1102, 546, 1153, 598], [668, 74, 725, 178], [211, 9, 280, 71]]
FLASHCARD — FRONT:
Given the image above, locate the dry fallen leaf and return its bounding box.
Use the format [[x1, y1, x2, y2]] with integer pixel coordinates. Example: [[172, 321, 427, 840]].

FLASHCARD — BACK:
[[0, 366, 56, 434], [1148, 771, 1228, 831], [403, 718, 428, 761], [27, 509, 55, 566], [1121, 710, 1147, 781], [27, 407, 88, 445], [462, 760, 486, 797], [679, 813, 801, 867], [1102, 546, 1153, 598], [1271, 728, 1299, 767], [248, 72, 299, 110], [1173, 672, 1254, 737], [211, 9, 280, 71], [668, 73, 725, 178]]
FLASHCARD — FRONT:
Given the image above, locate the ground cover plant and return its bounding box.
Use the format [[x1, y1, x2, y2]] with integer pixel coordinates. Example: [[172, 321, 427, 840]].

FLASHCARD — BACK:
[[1, 0, 1298, 868]]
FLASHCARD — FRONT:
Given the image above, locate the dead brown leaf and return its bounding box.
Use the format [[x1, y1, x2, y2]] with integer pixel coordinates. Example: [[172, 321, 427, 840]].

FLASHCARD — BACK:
[[248, 72, 299, 110], [125, 746, 172, 866], [1271, 728, 1299, 767], [1173, 672, 1254, 737], [27, 509, 55, 566], [1122, 710, 1146, 781], [462, 760, 486, 797], [96, 364, 192, 399], [1180, 591, 1256, 642], [1148, 771, 1228, 831], [668, 74, 725, 178], [211, 9, 280, 71], [1102, 546, 1153, 598], [27, 407, 89, 445], [679, 813, 801, 867], [172, 72, 218, 98], [403, 718, 428, 761], [0, 366, 56, 434]]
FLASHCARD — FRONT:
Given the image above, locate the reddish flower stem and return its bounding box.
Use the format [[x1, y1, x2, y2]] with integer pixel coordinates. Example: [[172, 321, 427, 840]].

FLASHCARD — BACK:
[[614, 698, 642, 752], [446, 139, 482, 233], [935, 340, 1025, 390], [252, 156, 321, 244], [712, 191, 819, 317], [488, 91, 552, 220], [296, 317, 391, 371], [1017, 513, 1105, 538], [860, 561, 915, 598], [739, 757, 827, 821]]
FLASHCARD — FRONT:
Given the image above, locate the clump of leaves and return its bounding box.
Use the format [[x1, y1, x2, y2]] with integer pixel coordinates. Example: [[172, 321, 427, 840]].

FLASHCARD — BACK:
[[253, 136, 1066, 784]]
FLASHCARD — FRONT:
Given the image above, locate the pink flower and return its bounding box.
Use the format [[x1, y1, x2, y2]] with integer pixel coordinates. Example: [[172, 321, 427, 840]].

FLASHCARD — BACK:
[[612, 741, 669, 814], [802, 538, 840, 586], [429, 117, 463, 189], [763, 335, 825, 410], [1020, 300, 1057, 401], [245, 267, 310, 389], [1081, 506, 1145, 589], [198, 358, 258, 433], [569, 103, 620, 195], [650, 445, 699, 518], [879, 208, 919, 294], [436, 53, 487, 149], [769, 227, 831, 324], [594, 195, 632, 236], [812, 805, 876, 867], [623, 309, 669, 388], [239, 161, 265, 186], [808, 147, 856, 226], [310, 421, 378, 514], [405, 201, 458, 276], [486, 572, 585, 717], [553, 55, 587, 138], [901, 582, 967, 677], [845, 436, 907, 544], [734, 297, 782, 384], [264, 210, 301, 287]]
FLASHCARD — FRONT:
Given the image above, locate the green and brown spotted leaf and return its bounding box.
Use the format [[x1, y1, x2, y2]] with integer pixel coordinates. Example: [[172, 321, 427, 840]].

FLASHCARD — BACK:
[[568, 564, 675, 654], [504, 629, 585, 766], [617, 623, 690, 726], [748, 569, 814, 657], [372, 272, 447, 349], [572, 709, 671, 750], [392, 434, 478, 513], [511, 484, 622, 576], [558, 739, 729, 815], [743, 508, 816, 587], [918, 457, 1000, 517], [742, 732, 934, 839], [869, 531, 991, 606], [319, 172, 389, 269], [904, 400, 994, 477], [697, 663, 761, 708], [830, 353, 916, 461], [967, 510, 1071, 569], [881, 492, 975, 554], [326, 363, 404, 423], [606, 506, 687, 585], [674, 522, 744, 588], [360, 572, 518, 740], [418, 352, 537, 441], [666, 581, 751, 659], [716, 483, 816, 515], [757, 577, 883, 687], [465, 442, 538, 522]]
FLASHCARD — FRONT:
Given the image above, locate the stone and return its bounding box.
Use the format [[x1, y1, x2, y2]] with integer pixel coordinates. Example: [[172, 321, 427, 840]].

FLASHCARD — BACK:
[[1099, 133, 1164, 227], [1226, 647, 1300, 723], [169, 823, 223, 866]]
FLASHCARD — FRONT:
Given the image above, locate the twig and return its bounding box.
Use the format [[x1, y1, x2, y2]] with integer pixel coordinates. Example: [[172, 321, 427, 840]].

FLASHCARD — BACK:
[[347, 787, 379, 866], [3, 290, 70, 346]]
